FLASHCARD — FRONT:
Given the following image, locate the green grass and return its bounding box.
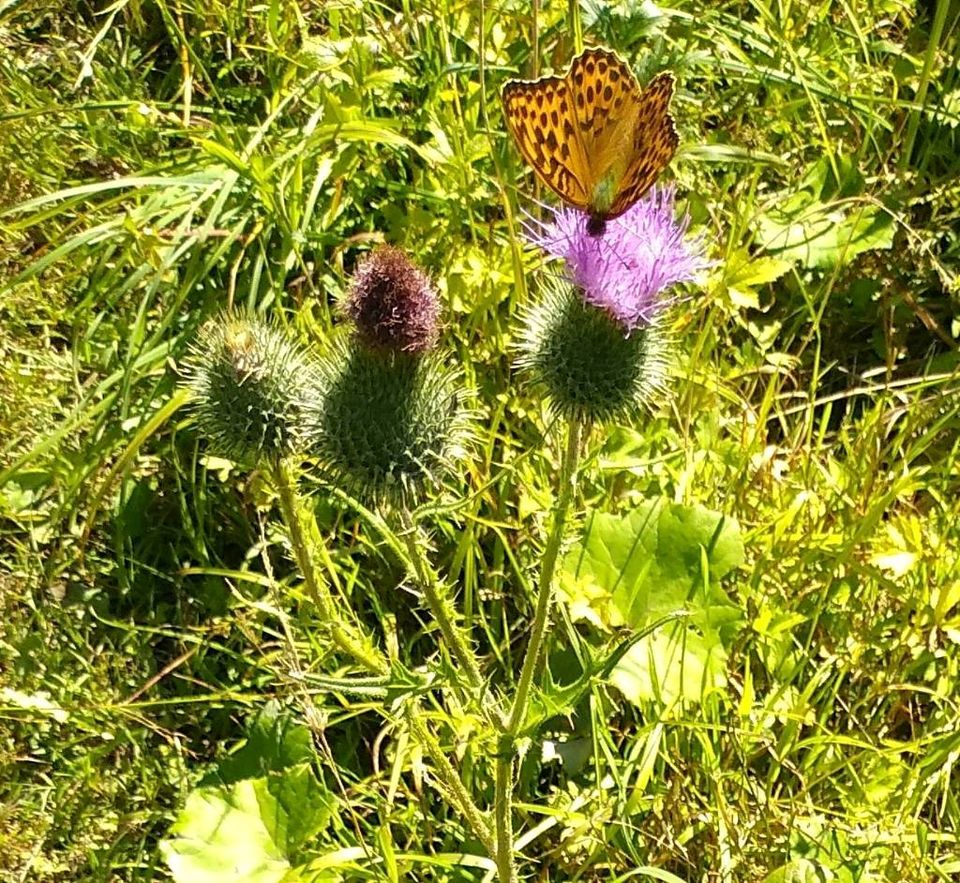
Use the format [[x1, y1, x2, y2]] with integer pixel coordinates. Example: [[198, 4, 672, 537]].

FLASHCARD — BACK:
[[2, 1, 959, 880]]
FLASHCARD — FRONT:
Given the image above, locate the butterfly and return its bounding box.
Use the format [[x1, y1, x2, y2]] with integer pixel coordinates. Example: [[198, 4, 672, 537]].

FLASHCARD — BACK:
[[502, 46, 678, 236]]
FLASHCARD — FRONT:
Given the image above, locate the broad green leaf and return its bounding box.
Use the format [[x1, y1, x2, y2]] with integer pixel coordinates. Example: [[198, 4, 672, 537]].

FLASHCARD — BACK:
[[161, 777, 292, 883], [213, 701, 314, 785], [757, 195, 894, 270], [560, 500, 743, 633], [267, 764, 337, 854], [164, 703, 335, 883], [161, 765, 336, 883], [560, 500, 744, 708], [609, 627, 728, 707], [720, 249, 794, 309], [654, 504, 743, 595]]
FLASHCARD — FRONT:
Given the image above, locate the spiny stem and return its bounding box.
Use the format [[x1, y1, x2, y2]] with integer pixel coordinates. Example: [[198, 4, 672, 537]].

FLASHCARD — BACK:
[[508, 419, 581, 732], [273, 459, 388, 676], [494, 418, 582, 882], [276, 463, 491, 864], [493, 735, 518, 883], [398, 507, 485, 691], [406, 707, 496, 856]]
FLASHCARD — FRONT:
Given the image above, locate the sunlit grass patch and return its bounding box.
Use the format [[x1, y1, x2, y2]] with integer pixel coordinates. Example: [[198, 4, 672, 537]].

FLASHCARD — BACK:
[[0, 1, 958, 880]]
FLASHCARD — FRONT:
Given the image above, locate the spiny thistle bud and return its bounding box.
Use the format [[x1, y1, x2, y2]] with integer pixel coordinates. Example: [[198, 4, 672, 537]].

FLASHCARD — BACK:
[[344, 246, 440, 353], [518, 186, 708, 423], [517, 281, 670, 424], [182, 314, 318, 464], [307, 248, 470, 504], [305, 339, 471, 505]]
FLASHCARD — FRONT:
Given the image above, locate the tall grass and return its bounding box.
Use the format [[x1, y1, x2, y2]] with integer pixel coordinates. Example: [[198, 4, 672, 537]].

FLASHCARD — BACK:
[[1, 1, 958, 880]]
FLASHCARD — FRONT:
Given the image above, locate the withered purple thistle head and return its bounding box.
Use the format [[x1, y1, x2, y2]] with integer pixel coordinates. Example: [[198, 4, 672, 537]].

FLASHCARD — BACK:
[[344, 246, 441, 354]]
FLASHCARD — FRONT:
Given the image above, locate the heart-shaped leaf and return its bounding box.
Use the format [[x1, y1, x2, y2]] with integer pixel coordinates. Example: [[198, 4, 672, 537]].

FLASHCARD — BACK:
[[560, 499, 744, 708]]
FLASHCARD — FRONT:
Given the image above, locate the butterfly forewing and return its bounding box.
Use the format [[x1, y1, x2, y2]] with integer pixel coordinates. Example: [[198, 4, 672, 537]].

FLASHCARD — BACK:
[[608, 72, 679, 219], [502, 77, 591, 209], [502, 46, 678, 223], [566, 47, 642, 191]]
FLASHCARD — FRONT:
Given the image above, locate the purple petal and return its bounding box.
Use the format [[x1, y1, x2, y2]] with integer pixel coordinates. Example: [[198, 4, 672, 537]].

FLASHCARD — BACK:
[[526, 187, 709, 331]]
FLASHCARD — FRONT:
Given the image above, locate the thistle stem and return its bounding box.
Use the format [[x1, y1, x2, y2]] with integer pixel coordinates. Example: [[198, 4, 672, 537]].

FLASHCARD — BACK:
[[508, 419, 581, 729], [493, 736, 518, 883], [406, 707, 496, 856], [273, 459, 388, 676], [494, 418, 582, 882], [399, 507, 485, 691]]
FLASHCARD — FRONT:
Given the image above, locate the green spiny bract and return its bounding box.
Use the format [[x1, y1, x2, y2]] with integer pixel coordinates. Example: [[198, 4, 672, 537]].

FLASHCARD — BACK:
[[516, 281, 672, 425], [183, 314, 319, 464], [306, 335, 471, 505]]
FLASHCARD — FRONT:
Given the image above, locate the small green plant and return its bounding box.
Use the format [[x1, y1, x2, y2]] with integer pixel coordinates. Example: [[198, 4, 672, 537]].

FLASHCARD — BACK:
[[173, 185, 716, 882]]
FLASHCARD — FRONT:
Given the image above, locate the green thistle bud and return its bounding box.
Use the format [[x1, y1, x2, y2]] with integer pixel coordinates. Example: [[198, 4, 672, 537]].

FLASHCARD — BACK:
[[516, 282, 672, 425], [305, 337, 471, 505], [182, 314, 318, 464]]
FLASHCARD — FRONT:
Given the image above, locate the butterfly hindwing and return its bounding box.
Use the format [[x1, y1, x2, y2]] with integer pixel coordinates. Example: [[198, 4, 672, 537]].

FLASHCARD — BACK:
[[502, 77, 590, 209]]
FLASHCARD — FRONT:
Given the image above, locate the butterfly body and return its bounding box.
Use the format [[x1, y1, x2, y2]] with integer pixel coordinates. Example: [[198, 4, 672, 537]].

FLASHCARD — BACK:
[[502, 47, 678, 235], [586, 213, 608, 237]]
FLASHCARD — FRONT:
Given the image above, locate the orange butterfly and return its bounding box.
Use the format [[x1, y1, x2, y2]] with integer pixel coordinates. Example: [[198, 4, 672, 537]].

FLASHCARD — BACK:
[[502, 46, 678, 235]]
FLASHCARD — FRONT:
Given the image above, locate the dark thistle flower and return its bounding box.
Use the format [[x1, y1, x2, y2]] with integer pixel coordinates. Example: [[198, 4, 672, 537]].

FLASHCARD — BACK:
[[306, 247, 472, 504], [182, 315, 318, 464], [526, 185, 708, 331], [345, 246, 441, 353]]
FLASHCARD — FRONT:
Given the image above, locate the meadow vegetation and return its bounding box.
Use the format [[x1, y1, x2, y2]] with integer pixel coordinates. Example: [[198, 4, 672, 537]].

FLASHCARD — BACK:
[[1, 1, 959, 881]]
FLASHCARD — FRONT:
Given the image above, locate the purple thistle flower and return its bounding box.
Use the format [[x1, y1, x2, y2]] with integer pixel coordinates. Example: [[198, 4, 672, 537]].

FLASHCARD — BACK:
[[526, 186, 708, 331]]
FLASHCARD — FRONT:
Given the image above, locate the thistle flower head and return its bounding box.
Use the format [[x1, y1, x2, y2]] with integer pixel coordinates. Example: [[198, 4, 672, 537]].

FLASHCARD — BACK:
[[305, 337, 473, 506], [527, 186, 708, 331], [517, 187, 707, 424], [344, 246, 441, 353], [516, 281, 670, 424], [182, 315, 318, 464]]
